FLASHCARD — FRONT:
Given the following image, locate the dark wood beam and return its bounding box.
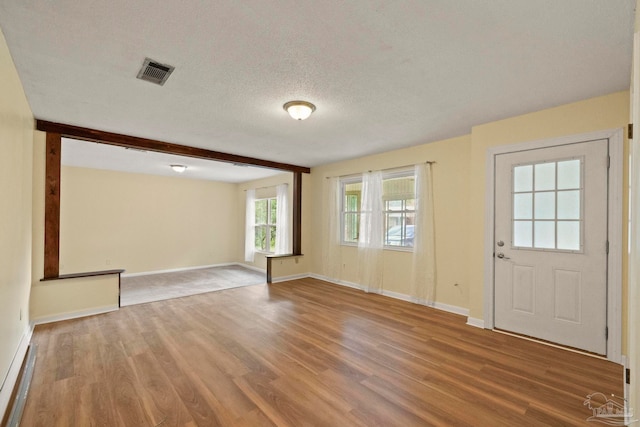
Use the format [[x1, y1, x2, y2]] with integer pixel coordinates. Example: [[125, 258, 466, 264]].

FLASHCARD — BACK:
[[36, 120, 311, 174], [292, 172, 303, 255], [44, 132, 61, 279]]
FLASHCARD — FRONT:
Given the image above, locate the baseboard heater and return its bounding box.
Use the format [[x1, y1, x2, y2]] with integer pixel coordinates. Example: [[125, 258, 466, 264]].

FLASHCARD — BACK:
[[5, 344, 36, 427]]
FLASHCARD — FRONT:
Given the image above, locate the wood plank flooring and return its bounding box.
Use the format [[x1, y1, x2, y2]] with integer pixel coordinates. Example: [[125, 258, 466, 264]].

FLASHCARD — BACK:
[[20, 278, 623, 426]]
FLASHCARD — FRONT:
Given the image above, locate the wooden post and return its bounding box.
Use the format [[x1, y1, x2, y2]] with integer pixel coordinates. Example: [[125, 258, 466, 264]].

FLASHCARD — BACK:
[[293, 172, 302, 255], [44, 132, 61, 279]]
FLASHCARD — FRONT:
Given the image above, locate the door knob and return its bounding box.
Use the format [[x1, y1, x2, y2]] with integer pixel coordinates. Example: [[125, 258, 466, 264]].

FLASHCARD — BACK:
[[497, 240, 504, 247], [496, 252, 510, 260]]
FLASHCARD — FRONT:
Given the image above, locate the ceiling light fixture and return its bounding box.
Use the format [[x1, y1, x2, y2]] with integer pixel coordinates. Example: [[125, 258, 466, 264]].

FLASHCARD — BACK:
[[170, 164, 187, 173], [283, 100, 316, 120]]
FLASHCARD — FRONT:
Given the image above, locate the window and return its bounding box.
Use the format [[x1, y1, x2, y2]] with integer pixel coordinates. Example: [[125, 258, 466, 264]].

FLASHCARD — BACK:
[[512, 158, 582, 251], [255, 198, 277, 252], [341, 171, 415, 249]]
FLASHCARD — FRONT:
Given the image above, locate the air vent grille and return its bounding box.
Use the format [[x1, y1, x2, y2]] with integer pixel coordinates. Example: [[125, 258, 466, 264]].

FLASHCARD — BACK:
[[136, 58, 174, 86]]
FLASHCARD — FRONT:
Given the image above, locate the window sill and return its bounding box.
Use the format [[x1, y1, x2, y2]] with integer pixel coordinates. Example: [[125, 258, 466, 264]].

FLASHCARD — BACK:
[[255, 250, 275, 255]]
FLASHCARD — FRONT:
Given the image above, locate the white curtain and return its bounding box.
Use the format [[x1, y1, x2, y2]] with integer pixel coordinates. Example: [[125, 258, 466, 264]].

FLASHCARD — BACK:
[[358, 171, 384, 294], [322, 177, 342, 279], [411, 163, 436, 305], [244, 189, 256, 262], [275, 184, 290, 254]]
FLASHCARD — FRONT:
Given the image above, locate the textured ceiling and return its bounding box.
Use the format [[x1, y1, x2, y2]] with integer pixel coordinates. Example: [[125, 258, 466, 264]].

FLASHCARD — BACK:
[[0, 1, 635, 178]]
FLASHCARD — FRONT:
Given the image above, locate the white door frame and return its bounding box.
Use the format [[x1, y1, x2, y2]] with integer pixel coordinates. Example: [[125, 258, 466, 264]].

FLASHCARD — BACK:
[[483, 128, 624, 363]]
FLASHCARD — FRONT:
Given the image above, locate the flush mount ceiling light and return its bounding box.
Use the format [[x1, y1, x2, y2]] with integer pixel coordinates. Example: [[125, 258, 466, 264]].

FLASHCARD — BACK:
[[283, 100, 316, 120], [170, 164, 187, 173]]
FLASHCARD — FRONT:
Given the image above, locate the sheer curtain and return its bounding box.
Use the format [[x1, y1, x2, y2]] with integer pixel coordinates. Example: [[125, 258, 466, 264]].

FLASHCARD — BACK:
[[275, 184, 290, 254], [322, 177, 341, 279], [411, 163, 436, 305], [244, 189, 256, 263], [358, 171, 384, 294]]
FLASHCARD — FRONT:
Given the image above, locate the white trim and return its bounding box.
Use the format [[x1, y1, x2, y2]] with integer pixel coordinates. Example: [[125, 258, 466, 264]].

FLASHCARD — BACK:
[[607, 129, 624, 364], [308, 273, 363, 290], [236, 263, 267, 274], [270, 273, 309, 283], [0, 324, 33, 420], [310, 274, 470, 318], [432, 301, 470, 317], [466, 317, 485, 329], [483, 128, 624, 363], [32, 305, 119, 326], [121, 262, 238, 278]]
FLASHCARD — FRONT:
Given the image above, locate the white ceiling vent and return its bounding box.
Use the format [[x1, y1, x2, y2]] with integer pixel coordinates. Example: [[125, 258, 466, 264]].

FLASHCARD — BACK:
[[136, 58, 174, 86]]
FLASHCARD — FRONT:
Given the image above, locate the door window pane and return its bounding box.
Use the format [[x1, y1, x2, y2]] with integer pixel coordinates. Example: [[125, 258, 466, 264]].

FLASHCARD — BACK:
[[534, 192, 555, 220], [534, 163, 556, 191], [512, 158, 582, 252], [534, 221, 555, 249], [514, 193, 532, 219], [514, 165, 533, 192], [557, 190, 580, 220], [514, 221, 533, 247], [557, 159, 580, 190], [557, 221, 580, 250]]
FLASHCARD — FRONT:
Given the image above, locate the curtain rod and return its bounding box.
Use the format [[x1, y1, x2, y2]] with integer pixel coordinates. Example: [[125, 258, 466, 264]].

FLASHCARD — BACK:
[[325, 161, 435, 179]]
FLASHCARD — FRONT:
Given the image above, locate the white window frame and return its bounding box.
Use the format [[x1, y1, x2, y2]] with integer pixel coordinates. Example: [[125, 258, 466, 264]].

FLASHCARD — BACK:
[[254, 197, 277, 253], [339, 169, 415, 251]]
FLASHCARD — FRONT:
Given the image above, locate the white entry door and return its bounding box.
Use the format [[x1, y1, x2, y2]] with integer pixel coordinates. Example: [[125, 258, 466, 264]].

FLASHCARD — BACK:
[[494, 139, 609, 355]]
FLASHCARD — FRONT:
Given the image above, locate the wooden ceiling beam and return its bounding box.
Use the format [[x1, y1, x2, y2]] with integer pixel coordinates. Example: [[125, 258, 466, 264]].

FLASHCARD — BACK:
[[36, 120, 311, 174]]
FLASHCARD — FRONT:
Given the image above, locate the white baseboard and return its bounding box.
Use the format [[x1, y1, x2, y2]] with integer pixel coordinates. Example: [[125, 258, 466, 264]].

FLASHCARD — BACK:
[[271, 273, 309, 283], [466, 317, 485, 329], [122, 262, 239, 278], [236, 263, 267, 274], [309, 273, 471, 318], [308, 273, 364, 290], [32, 305, 119, 326], [432, 301, 470, 317], [0, 324, 33, 421]]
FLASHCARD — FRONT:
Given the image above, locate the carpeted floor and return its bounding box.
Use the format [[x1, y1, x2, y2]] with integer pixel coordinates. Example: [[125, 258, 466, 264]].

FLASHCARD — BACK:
[[120, 264, 266, 306]]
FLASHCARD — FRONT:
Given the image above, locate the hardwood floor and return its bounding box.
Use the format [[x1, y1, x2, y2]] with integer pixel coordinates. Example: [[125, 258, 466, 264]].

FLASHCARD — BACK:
[[20, 278, 622, 426]]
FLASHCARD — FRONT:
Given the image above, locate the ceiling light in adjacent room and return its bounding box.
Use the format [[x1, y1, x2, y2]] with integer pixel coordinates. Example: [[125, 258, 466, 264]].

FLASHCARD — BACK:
[[170, 164, 187, 173], [283, 100, 316, 120]]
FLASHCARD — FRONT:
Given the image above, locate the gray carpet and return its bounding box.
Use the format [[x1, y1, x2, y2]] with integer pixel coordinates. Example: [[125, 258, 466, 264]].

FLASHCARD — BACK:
[[120, 265, 266, 306]]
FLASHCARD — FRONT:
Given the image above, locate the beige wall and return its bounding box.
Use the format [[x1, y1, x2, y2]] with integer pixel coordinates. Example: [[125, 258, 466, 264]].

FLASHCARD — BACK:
[[310, 134, 472, 309], [309, 91, 629, 319], [0, 28, 34, 394], [60, 166, 239, 275], [30, 275, 120, 322]]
